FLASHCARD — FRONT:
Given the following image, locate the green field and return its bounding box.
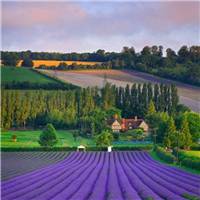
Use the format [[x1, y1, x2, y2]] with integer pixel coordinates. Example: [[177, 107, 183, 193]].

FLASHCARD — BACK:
[[1, 130, 95, 148], [182, 150, 200, 158], [1, 67, 57, 84], [1, 130, 153, 148]]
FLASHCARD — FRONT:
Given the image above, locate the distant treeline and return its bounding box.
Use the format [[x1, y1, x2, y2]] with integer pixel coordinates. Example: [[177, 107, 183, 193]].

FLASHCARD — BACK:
[[1, 45, 200, 86], [2, 83, 182, 132], [38, 62, 109, 70]]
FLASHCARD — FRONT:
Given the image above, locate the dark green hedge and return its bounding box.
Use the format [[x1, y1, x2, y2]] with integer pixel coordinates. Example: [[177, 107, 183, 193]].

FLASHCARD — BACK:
[[113, 145, 153, 151], [154, 146, 176, 164], [190, 144, 200, 151], [181, 157, 200, 171], [1, 147, 77, 152], [1, 145, 152, 152]]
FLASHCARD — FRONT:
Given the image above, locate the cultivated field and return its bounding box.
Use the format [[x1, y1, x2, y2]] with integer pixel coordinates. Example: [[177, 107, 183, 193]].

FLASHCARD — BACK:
[[1, 152, 68, 181], [1, 67, 57, 84], [40, 69, 200, 113], [2, 151, 200, 200], [16, 60, 102, 67]]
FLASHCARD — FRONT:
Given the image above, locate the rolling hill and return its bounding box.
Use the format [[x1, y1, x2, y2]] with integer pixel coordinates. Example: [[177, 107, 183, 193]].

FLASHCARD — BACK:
[[40, 69, 200, 113], [1, 67, 57, 84]]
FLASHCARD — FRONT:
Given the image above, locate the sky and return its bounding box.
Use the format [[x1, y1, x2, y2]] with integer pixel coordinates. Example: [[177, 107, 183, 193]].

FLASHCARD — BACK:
[[1, 0, 200, 53]]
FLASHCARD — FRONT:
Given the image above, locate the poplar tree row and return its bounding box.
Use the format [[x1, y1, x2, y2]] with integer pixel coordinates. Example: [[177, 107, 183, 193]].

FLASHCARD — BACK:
[[1, 83, 179, 129], [115, 83, 179, 117]]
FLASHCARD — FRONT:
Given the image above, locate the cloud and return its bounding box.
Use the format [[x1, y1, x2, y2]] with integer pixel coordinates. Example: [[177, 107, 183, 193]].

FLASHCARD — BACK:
[[1, 1, 199, 52], [2, 2, 87, 28]]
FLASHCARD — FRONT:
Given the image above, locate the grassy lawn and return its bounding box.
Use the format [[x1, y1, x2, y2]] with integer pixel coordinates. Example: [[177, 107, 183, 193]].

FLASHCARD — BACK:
[[1, 67, 57, 84], [1, 130, 153, 149], [1, 130, 95, 148], [150, 151, 200, 175], [182, 150, 200, 158]]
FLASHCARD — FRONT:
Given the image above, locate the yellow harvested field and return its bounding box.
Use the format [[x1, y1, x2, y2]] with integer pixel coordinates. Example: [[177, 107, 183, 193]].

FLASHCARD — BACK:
[[16, 60, 102, 67]]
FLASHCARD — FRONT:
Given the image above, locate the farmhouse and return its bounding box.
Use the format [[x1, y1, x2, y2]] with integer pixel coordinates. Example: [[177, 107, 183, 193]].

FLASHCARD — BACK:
[[109, 116, 149, 133]]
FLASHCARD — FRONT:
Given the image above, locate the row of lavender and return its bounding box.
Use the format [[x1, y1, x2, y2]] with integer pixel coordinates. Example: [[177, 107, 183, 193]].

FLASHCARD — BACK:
[[2, 152, 200, 200], [2, 152, 68, 181]]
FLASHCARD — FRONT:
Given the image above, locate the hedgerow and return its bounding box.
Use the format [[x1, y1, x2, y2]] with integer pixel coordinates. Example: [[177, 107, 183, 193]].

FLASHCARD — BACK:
[[154, 146, 176, 163]]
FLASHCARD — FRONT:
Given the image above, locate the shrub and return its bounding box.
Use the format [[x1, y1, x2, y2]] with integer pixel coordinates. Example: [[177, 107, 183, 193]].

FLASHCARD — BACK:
[[113, 132, 119, 141], [182, 193, 200, 200], [181, 157, 200, 171], [1, 145, 153, 152], [38, 123, 58, 147], [191, 144, 200, 150], [154, 146, 176, 163], [12, 134, 17, 142], [113, 145, 153, 151], [21, 58, 33, 67], [96, 130, 113, 147]]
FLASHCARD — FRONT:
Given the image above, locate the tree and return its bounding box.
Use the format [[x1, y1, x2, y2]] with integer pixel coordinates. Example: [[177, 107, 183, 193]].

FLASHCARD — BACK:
[[175, 112, 200, 143], [38, 123, 58, 147], [170, 84, 179, 114], [178, 46, 189, 63], [147, 100, 156, 116], [163, 136, 171, 149], [163, 117, 176, 149], [181, 117, 192, 150], [96, 130, 113, 147], [2, 53, 19, 66], [106, 107, 121, 120], [21, 58, 33, 67], [185, 112, 200, 143], [166, 48, 176, 59], [101, 83, 116, 110], [72, 131, 79, 142], [154, 84, 159, 111]]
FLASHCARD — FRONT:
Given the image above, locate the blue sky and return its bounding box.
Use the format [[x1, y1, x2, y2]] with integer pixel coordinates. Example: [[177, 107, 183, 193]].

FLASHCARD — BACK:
[[2, 1, 199, 53]]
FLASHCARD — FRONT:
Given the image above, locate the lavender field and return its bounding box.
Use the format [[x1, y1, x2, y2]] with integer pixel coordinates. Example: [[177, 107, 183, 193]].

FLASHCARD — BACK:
[[2, 151, 200, 200], [1, 152, 68, 181]]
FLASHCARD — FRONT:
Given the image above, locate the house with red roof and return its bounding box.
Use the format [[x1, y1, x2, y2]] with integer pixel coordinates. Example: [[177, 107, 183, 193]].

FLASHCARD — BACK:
[[109, 115, 149, 133]]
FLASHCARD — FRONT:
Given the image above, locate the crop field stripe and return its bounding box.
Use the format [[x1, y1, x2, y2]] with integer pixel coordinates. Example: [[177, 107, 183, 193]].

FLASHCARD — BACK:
[[142, 152, 200, 182], [1, 152, 69, 181], [139, 152, 199, 188], [106, 153, 124, 200], [2, 152, 200, 200], [125, 152, 184, 200], [134, 152, 198, 198], [114, 152, 141, 199], [139, 152, 200, 194], [71, 152, 105, 199], [138, 152, 197, 188], [88, 152, 109, 200], [128, 152, 195, 198], [66, 152, 104, 199], [33, 152, 96, 200], [87, 153, 107, 199], [1, 153, 86, 199], [1, 152, 79, 190], [122, 152, 162, 199], [5, 152, 82, 188]]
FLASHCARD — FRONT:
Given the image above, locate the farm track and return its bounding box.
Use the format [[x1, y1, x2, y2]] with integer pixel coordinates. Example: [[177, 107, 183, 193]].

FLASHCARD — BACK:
[[1, 151, 200, 200], [1, 152, 68, 181]]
